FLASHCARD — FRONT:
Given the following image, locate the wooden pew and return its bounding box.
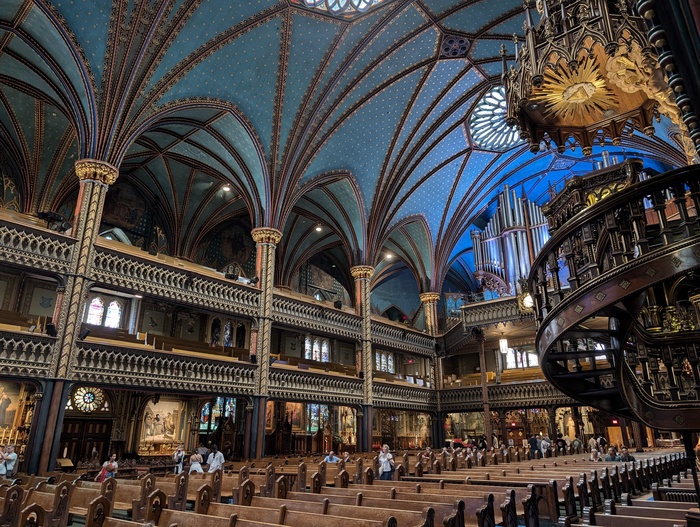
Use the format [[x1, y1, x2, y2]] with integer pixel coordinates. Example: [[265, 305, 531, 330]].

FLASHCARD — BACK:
[[22, 481, 73, 527], [203, 500, 387, 527], [146, 489, 385, 527], [582, 500, 688, 527], [150, 471, 189, 510], [0, 484, 25, 527], [282, 489, 466, 527], [38, 478, 116, 517], [186, 469, 223, 502], [85, 496, 159, 527], [652, 483, 698, 503], [239, 495, 435, 527]]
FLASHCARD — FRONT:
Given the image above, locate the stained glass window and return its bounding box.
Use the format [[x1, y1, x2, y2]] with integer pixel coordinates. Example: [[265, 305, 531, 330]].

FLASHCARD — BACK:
[[73, 387, 105, 413], [86, 297, 104, 325], [200, 402, 211, 431], [104, 300, 122, 328], [387, 354, 394, 373], [292, 0, 386, 18], [304, 336, 312, 360], [381, 353, 387, 372], [312, 338, 321, 361], [321, 339, 330, 363], [469, 86, 522, 152], [375, 352, 381, 370]]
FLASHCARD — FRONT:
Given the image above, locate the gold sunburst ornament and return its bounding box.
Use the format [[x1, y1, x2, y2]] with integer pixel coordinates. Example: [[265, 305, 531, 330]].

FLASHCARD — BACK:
[[531, 57, 617, 122]]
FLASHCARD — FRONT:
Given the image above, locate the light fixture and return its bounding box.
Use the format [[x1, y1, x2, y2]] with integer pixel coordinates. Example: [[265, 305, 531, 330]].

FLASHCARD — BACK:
[[222, 185, 231, 192], [315, 224, 322, 232], [499, 335, 509, 354], [386, 253, 393, 260]]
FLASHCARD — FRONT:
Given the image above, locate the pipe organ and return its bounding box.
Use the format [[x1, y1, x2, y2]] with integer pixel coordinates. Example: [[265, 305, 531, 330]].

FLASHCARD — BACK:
[[471, 185, 549, 297]]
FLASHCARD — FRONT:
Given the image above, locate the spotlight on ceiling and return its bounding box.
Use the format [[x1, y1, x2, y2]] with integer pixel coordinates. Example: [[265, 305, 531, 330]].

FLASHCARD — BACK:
[[315, 224, 322, 232], [222, 185, 231, 192], [386, 253, 393, 260]]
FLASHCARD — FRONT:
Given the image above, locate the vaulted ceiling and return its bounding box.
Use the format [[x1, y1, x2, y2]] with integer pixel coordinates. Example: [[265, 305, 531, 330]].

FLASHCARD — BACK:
[[0, 0, 687, 296]]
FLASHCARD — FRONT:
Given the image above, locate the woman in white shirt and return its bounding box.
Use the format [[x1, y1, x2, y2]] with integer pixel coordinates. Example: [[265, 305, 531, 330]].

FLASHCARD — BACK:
[[378, 444, 394, 480]]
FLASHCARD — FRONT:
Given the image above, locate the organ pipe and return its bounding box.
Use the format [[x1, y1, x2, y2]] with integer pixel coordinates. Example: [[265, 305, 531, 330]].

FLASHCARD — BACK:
[[471, 187, 549, 296]]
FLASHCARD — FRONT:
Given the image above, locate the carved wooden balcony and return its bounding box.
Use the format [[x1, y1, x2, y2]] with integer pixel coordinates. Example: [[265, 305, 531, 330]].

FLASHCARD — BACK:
[[531, 163, 700, 429], [0, 209, 75, 274]]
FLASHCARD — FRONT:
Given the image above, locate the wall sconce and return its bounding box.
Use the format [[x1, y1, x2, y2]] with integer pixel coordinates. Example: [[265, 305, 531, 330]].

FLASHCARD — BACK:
[[499, 335, 509, 354]]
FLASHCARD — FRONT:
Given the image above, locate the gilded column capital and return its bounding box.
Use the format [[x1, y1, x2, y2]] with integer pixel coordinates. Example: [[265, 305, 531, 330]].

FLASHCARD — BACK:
[[74, 159, 119, 185], [251, 227, 282, 245], [419, 292, 441, 304], [350, 265, 374, 279]]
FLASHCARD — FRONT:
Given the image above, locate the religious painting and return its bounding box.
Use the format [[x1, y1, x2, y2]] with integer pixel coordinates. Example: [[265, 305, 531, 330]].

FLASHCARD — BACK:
[[265, 400, 275, 431], [26, 283, 57, 318], [283, 334, 302, 357], [141, 308, 166, 336], [0, 382, 20, 428], [102, 182, 148, 230], [285, 402, 303, 431], [139, 400, 185, 449]]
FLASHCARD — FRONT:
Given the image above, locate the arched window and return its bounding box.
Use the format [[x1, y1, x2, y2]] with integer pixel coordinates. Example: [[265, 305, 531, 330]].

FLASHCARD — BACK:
[[304, 336, 312, 360], [504, 349, 518, 369], [375, 352, 381, 370], [321, 339, 330, 363], [312, 338, 321, 361], [526, 351, 539, 367], [104, 300, 122, 328], [387, 354, 394, 373], [381, 353, 387, 372], [86, 297, 105, 325]]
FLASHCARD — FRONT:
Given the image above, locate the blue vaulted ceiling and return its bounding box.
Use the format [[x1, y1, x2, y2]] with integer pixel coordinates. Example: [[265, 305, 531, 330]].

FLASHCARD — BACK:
[[0, 0, 689, 302]]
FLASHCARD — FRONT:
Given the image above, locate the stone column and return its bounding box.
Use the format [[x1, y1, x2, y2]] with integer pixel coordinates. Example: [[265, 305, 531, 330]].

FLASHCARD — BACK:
[[630, 419, 645, 452], [476, 330, 493, 448], [251, 227, 282, 394], [40, 160, 118, 473], [421, 292, 443, 390], [52, 159, 119, 378], [250, 227, 282, 458], [351, 265, 374, 452], [420, 292, 441, 336]]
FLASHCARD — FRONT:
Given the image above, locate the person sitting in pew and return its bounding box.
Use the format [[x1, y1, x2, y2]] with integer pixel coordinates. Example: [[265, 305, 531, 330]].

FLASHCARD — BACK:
[[341, 451, 351, 463], [619, 446, 635, 462], [605, 447, 620, 462], [589, 449, 603, 462], [324, 451, 339, 463]]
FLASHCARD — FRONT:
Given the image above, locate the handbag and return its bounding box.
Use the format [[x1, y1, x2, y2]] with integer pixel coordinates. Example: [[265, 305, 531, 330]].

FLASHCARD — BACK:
[[95, 466, 107, 482]]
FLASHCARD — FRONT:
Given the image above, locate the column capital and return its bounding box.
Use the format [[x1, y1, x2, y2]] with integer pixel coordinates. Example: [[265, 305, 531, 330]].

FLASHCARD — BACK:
[[251, 227, 282, 245], [74, 159, 119, 185], [419, 292, 441, 304], [350, 265, 374, 279]]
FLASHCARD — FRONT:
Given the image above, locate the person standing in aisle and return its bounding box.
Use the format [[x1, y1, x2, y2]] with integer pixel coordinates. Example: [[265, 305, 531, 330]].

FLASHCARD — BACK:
[[207, 444, 225, 472], [378, 444, 395, 480]]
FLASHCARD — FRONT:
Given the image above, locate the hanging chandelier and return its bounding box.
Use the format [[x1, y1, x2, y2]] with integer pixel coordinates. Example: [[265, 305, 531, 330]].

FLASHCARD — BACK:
[[501, 0, 690, 157]]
